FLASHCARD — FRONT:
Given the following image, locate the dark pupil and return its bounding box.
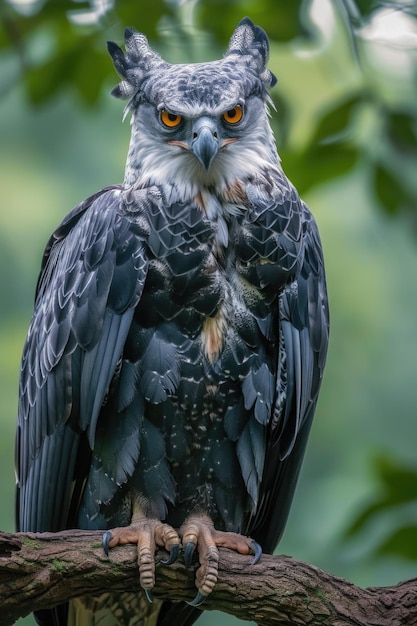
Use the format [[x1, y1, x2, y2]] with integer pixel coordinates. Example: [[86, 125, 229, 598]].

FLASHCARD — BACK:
[[168, 113, 178, 122], [227, 108, 237, 118]]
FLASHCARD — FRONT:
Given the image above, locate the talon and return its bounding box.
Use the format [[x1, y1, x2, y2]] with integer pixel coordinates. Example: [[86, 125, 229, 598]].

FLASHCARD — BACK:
[[180, 514, 261, 601], [251, 540, 262, 565], [144, 588, 153, 603], [102, 530, 113, 556], [184, 541, 196, 567], [103, 515, 181, 599], [161, 543, 180, 565], [187, 591, 207, 607]]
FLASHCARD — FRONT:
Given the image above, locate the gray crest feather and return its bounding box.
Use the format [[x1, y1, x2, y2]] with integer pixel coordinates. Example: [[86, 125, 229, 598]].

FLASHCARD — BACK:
[[107, 17, 276, 108], [107, 28, 168, 102], [225, 17, 277, 88]]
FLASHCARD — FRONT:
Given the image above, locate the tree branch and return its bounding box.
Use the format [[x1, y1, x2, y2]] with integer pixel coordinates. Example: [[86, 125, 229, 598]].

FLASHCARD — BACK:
[[1, 530, 416, 626]]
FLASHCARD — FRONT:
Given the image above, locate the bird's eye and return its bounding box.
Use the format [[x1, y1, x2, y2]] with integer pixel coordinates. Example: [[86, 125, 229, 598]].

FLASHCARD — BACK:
[[161, 109, 183, 128], [223, 105, 243, 125]]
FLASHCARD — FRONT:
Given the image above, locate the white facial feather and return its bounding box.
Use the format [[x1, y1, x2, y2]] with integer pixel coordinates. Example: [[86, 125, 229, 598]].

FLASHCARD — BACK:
[[124, 98, 281, 197], [114, 18, 281, 245]]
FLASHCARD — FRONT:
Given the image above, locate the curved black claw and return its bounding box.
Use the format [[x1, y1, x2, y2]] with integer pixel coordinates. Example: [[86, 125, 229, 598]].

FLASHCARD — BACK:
[[251, 540, 262, 565], [184, 541, 196, 567], [102, 530, 113, 557], [187, 591, 207, 607], [161, 543, 180, 565], [144, 588, 153, 604]]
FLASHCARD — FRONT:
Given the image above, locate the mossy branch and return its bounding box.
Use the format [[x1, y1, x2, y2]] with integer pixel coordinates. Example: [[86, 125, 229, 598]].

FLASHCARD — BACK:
[[0, 530, 416, 626]]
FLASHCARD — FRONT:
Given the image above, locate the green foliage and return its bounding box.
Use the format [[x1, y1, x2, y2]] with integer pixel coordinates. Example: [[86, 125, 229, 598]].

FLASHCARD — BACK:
[[197, 0, 307, 42], [376, 107, 417, 216], [283, 143, 359, 196], [310, 92, 367, 144], [345, 456, 417, 561], [0, 0, 174, 105], [378, 526, 417, 561], [284, 92, 366, 193], [387, 111, 417, 153], [373, 161, 406, 215]]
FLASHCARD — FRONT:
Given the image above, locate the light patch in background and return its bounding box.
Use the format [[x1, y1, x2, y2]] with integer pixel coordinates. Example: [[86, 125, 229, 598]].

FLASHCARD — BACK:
[[358, 6, 417, 78], [293, 0, 337, 57], [360, 6, 417, 49], [308, 0, 336, 44], [68, 0, 114, 26], [7, 0, 114, 24], [294, 0, 417, 104], [6, 0, 45, 17]]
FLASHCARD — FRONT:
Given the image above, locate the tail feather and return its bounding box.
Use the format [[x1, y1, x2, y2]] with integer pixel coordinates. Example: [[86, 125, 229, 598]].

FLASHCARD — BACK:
[[156, 602, 201, 626], [68, 594, 163, 626], [38, 591, 202, 626]]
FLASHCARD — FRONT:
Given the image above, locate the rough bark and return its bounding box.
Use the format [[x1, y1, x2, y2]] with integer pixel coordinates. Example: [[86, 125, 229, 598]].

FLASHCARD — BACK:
[[0, 529, 416, 626]]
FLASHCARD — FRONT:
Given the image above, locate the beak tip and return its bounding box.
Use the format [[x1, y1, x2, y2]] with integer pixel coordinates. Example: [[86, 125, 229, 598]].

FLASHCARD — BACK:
[[191, 125, 220, 171]]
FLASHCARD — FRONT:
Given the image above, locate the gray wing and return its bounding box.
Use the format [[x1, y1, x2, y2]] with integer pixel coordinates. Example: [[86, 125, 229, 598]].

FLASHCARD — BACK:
[[16, 186, 148, 532], [242, 175, 329, 553]]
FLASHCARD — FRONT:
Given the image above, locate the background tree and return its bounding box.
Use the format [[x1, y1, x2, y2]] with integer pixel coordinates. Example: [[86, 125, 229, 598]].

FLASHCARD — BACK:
[[1, 1, 417, 624]]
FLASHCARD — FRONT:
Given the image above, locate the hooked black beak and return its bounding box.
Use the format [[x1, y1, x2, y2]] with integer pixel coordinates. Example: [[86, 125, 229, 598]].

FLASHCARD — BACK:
[[191, 117, 220, 171]]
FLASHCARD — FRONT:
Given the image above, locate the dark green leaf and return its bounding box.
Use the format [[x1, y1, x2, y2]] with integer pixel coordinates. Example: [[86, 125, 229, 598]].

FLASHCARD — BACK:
[[115, 0, 174, 41], [344, 500, 390, 538], [378, 525, 417, 561], [283, 143, 358, 195], [373, 162, 406, 215], [345, 456, 417, 538], [374, 456, 417, 503], [72, 44, 111, 105], [311, 92, 367, 144], [386, 111, 417, 154], [197, 0, 307, 45], [353, 0, 379, 15], [25, 52, 72, 104]]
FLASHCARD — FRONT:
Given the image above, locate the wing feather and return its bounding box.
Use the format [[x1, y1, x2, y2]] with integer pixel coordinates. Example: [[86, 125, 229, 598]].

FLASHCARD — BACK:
[[16, 186, 148, 534], [80, 310, 135, 441], [247, 190, 329, 553]]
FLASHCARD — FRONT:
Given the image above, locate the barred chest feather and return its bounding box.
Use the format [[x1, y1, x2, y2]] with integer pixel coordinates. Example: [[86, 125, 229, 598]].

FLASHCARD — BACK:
[[77, 176, 303, 532], [120, 177, 298, 365]]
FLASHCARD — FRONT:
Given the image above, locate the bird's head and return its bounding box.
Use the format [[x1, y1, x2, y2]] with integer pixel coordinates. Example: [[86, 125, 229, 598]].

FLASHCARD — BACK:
[[108, 18, 278, 193]]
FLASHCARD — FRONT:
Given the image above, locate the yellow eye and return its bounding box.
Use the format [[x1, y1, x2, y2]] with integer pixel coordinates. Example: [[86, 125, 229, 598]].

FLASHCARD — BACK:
[[161, 109, 182, 128], [223, 105, 243, 124]]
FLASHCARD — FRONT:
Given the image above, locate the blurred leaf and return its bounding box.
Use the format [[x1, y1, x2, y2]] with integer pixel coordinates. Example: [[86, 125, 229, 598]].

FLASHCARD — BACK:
[[375, 456, 417, 502], [349, 0, 383, 15], [1, 0, 176, 104], [115, 0, 174, 41], [270, 91, 292, 147], [345, 500, 390, 538], [280, 91, 369, 193], [197, 0, 308, 44], [0, 0, 91, 49], [345, 456, 417, 538], [24, 23, 83, 105], [386, 111, 417, 154], [25, 51, 72, 104], [284, 143, 358, 195], [373, 162, 406, 215], [378, 525, 417, 561], [72, 44, 111, 105], [311, 92, 367, 144]]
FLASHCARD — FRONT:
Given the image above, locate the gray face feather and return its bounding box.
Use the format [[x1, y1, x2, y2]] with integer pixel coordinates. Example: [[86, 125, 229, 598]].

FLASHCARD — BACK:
[[107, 18, 280, 191]]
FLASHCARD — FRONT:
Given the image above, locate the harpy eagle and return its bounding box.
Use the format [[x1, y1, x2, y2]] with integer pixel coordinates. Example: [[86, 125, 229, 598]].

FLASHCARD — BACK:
[[15, 17, 329, 626]]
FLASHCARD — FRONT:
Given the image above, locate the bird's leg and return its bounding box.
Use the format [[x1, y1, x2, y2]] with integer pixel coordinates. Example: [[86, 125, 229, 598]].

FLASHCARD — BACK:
[[180, 514, 262, 606], [102, 508, 180, 601]]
